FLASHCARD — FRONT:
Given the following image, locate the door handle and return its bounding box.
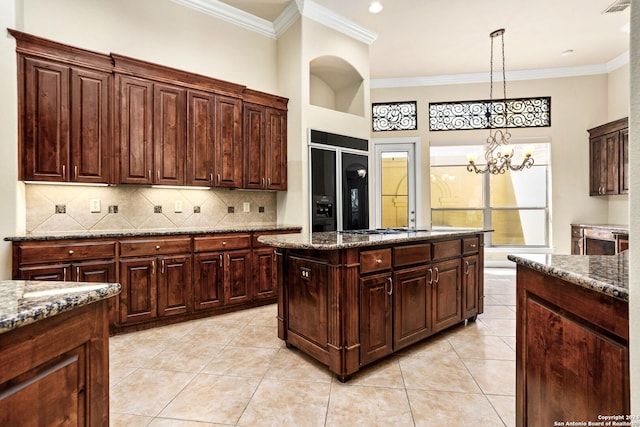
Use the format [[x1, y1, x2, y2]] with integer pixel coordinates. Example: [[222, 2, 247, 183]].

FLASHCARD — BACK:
[[387, 277, 393, 296], [434, 267, 440, 284]]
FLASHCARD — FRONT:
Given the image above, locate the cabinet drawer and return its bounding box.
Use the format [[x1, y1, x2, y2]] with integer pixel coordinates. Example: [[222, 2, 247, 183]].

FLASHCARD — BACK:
[[120, 237, 191, 257], [360, 248, 392, 274], [432, 239, 461, 261], [194, 234, 251, 252], [462, 238, 480, 254], [583, 228, 615, 241], [394, 244, 431, 267], [18, 241, 116, 264]]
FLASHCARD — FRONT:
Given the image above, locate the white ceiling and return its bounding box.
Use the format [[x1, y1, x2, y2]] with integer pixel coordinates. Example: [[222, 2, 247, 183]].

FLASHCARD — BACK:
[[212, 0, 630, 81]]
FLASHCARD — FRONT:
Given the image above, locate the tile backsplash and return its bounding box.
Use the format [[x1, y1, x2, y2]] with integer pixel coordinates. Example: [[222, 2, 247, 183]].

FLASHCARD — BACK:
[[25, 184, 277, 234]]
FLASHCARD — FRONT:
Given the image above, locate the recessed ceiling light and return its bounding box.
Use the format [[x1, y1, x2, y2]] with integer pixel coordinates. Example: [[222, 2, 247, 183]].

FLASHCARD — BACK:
[[369, 1, 383, 14], [561, 49, 574, 56]]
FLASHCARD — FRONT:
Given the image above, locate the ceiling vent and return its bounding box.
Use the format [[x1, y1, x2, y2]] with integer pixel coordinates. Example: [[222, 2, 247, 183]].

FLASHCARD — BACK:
[[602, 0, 630, 13]]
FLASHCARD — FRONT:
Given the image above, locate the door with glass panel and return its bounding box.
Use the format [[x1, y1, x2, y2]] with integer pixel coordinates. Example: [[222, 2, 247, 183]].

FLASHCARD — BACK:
[[374, 143, 416, 229]]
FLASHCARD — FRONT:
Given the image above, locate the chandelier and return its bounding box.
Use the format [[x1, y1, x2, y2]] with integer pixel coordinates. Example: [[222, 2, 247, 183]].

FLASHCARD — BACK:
[[467, 29, 534, 174]]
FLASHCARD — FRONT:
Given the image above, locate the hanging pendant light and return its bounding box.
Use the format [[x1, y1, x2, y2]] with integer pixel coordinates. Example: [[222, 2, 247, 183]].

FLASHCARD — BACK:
[[467, 29, 535, 174]]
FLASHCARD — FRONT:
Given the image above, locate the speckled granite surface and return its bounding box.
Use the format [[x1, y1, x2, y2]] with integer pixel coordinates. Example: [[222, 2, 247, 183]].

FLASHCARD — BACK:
[[508, 251, 628, 302], [570, 223, 629, 233], [0, 280, 121, 334], [258, 228, 490, 250], [4, 225, 302, 242]]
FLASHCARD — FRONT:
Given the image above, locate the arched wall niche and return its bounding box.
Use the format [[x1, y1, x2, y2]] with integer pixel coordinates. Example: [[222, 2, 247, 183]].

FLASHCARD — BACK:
[[309, 55, 364, 116]]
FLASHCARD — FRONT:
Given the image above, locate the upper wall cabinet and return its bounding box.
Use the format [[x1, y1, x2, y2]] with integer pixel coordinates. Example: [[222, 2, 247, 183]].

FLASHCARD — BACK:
[[243, 90, 288, 191], [12, 30, 112, 184], [10, 30, 288, 190], [588, 117, 628, 196]]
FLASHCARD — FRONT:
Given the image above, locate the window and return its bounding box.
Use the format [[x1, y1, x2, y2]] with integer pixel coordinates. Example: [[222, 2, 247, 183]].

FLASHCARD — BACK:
[[430, 143, 550, 247]]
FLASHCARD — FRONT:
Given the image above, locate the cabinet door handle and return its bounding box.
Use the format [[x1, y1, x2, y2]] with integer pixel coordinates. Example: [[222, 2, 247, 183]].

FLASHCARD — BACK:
[[63, 268, 67, 281], [219, 254, 223, 268], [157, 170, 160, 180], [464, 260, 470, 275], [76, 266, 80, 281], [434, 267, 440, 284], [74, 165, 78, 180], [262, 177, 265, 188], [210, 173, 213, 185], [161, 259, 165, 274], [387, 277, 393, 296], [62, 164, 66, 179], [227, 253, 230, 267], [217, 174, 221, 185], [427, 268, 433, 285], [268, 177, 272, 187], [148, 170, 152, 180]]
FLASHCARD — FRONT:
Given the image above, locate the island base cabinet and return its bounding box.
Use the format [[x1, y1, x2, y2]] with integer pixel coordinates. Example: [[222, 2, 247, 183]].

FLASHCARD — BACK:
[[0, 300, 110, 426], [431, 258, 462, 332], [393, 266, 431, 350], [516, 266, 629, 427]]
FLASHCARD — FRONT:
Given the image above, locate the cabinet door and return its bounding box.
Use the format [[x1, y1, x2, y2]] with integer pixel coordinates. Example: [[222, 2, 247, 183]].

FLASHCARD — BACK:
[[265, 107, 287, 190], [193, 252, 225, 311], [118, 257, 157, 324], [620, 128, 629, 194], [70, 67, 111, 183], [243, 103, 265, 189], [393, 266, 431, 350], [462, 255, 480, 320], [432, 258, 462, 332], [154, 83, 186, 185], [17, 264, 71, 281], [225, 249, 252, 304], [253, 247, 276, 299], [74, 259, 116, 283], [157, 254, 191, 316], [186, 90, 215, 186], [589, 132, 619, 195], [23, 58, 70, 182], [118, 75, 153, 184], [360, 273, 393, 366], [214, 95, 242, 187]]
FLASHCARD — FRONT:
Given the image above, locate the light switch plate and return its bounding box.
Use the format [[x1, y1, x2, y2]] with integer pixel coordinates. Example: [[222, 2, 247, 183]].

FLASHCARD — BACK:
[[90, 199, 101, 213], [174, 200, 183, 213], [243, 202, 250, 212]]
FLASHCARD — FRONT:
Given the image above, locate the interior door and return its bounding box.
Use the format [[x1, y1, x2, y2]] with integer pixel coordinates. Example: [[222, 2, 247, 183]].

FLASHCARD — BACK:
[[374, 142, 417, 229]]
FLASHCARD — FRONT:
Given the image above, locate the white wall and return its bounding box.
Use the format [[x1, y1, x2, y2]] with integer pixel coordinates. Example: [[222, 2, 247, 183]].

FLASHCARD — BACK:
[[371, 71, 627, 254]]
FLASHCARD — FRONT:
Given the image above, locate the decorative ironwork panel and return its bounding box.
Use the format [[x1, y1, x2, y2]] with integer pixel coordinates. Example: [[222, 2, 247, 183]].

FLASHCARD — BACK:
[[429, 97, 551, 131], [372, 101, 417, 131]]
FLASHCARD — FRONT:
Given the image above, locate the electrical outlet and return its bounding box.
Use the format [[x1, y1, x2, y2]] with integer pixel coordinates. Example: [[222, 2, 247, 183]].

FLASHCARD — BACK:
[[243, 202, 250, 212], [174, 200, 183, 213], [90, 199, 101, 213]]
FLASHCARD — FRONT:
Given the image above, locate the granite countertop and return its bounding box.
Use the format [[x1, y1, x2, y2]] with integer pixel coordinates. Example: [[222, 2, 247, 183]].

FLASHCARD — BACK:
[[571, 223, 629, 233], [508, 251, 628, 302], [4, 225, 302, 242], [257, 228, 491, 250], [0, 280, 121, 334]]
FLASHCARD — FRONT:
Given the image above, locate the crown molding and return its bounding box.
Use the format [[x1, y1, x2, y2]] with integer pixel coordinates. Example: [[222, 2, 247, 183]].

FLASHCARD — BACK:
[[171, 0, 377, 44], [371, 54, 630, 89], [171, 0, 276, 38]]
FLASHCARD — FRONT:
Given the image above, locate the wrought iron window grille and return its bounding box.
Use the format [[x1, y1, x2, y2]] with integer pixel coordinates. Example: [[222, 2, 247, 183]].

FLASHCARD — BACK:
[[429, 97, 551, 131], [372, 101, 417, 131]]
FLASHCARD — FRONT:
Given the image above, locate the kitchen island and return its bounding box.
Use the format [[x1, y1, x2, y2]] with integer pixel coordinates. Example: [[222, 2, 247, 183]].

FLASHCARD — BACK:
[[0, 279, 121, 426], [508, 252, 629, 427], [258, 228, 489, 381]]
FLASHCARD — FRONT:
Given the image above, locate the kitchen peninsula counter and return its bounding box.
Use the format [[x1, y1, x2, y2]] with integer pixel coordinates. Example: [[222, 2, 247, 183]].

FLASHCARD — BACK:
[[259, 228, 491, 381], [0, 280, 121, 425], [508, 252, 629, 426]]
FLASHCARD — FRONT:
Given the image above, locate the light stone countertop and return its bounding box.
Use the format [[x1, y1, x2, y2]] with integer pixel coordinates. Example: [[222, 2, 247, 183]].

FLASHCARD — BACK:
[[257, 228, 491, 250], [4, 225, 302, 242], [0, 280, 121, 334], [508, 251, 628, 302]]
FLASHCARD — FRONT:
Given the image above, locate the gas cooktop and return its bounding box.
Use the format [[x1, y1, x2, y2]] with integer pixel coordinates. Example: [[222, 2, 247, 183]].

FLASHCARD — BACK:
[[337, 228, 430, 235]]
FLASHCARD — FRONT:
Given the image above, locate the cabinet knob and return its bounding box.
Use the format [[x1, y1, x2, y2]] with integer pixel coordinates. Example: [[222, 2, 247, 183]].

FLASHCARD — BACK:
[[68, 250, 74, 255], [155, 245, 161, 250], [376, 259, 382, 264], [222, 241, 227, 245]]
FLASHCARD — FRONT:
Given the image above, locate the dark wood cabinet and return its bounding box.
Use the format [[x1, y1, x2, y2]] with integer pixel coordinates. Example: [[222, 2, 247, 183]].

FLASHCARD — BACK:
[[214, 95, 243, 188], [118, 237, 192, 324], [431, 258, 462, 332], [186, 90, 215, 186], [12, 30, 288, 190], [19, 52, 111, 184], [392, 265, 431, 350], [243, 98, 288, 190], [360, 272, 393, 366], [253, 247, 278, 299], [570, 224, 628, 255], [462, 254, 481, 319], [588, 117, 628, 196], [193, 252, 225, 310], [516, 265, 629, 426]]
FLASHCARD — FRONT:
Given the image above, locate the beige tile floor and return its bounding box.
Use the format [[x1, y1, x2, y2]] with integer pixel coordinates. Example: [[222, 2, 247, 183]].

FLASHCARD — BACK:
[[109, 268, 517, 427]]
